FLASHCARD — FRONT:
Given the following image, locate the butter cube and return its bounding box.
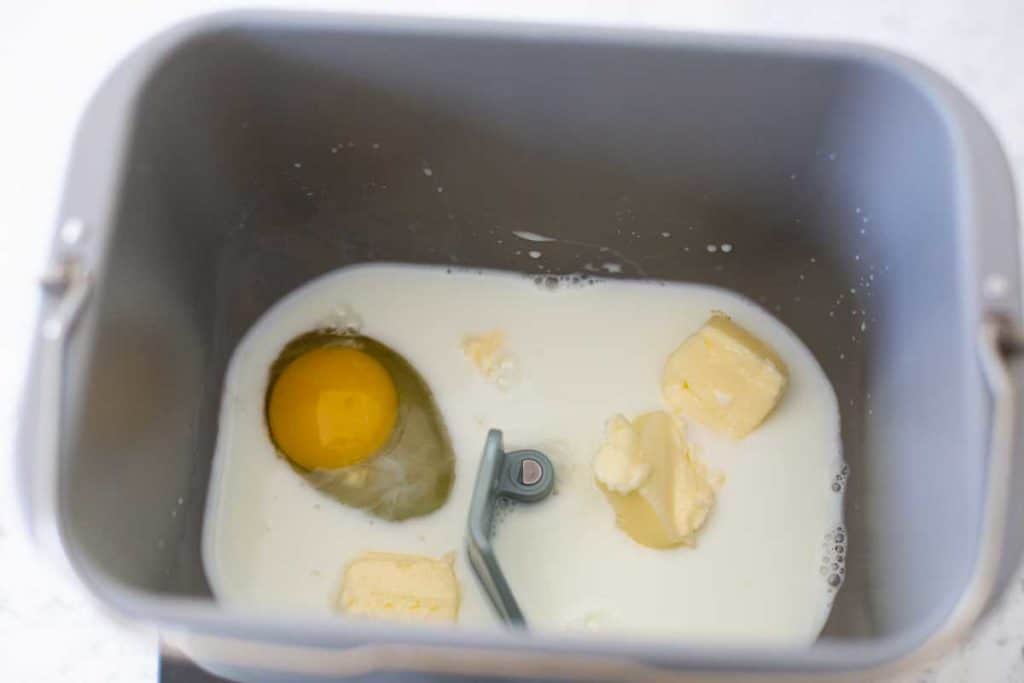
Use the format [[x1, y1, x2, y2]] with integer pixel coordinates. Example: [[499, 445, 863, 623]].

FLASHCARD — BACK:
[[593, 414, 652, 494], [597, 412, 718, 549], [662, 314, 787, 438], [338, 551, 460, 623]]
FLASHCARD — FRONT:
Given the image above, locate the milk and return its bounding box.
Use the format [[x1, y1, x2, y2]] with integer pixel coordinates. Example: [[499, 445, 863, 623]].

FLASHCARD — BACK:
[[202, 264, 844, 645]]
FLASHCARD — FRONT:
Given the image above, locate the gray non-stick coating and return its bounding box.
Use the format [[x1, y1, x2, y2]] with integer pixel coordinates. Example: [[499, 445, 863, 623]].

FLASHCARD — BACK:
[[19, 12, 1022, 676]]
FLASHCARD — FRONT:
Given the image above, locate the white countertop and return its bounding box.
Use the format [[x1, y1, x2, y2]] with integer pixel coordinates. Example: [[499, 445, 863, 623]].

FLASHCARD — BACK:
[[2, 1, 1024, 681]]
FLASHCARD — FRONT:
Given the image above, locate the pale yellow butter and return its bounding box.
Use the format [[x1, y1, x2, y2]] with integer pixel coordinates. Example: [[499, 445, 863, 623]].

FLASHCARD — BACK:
[[593, 414, 652, 493], [595, 412, 719, 548], [338, 551, 460, 623], [461, 330, 519, 389], [662, 314, 788, 439]]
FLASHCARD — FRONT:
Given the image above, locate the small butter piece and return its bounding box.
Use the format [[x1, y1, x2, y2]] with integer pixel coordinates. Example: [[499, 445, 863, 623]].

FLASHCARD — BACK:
[[662, 314, 787, 438], [593, 414, 652, 493], [596, 412, 718, 548], [338, 551, 460, 623], [462, 330, 519, 389]]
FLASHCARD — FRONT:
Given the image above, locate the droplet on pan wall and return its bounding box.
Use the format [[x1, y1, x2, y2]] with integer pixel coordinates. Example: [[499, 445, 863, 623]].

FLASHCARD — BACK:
[[984, 273, 1009, 299]]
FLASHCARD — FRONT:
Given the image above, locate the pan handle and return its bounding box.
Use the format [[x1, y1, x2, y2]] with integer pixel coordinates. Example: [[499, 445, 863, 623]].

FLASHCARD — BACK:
[[912, 313, 1024, 661], [22, 218, 92, 569]]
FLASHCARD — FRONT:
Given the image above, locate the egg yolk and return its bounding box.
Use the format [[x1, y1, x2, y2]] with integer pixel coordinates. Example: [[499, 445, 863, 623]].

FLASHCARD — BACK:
[[268, 346, 399, 470]]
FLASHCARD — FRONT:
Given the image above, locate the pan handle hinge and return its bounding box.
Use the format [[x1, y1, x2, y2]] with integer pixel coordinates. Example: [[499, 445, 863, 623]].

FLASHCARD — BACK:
[[986, 313, 1024, 359]]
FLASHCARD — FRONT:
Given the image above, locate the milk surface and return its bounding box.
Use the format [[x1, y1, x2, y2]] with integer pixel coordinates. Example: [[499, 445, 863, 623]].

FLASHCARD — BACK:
[[203, 264, 845, 645]]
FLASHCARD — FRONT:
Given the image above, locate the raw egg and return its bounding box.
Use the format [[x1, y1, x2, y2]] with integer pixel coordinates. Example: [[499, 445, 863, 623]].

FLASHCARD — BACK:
[[268, 345, 398, 470], [266, 332, 455, 521]]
